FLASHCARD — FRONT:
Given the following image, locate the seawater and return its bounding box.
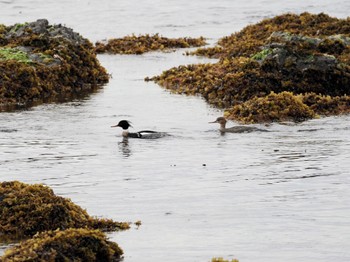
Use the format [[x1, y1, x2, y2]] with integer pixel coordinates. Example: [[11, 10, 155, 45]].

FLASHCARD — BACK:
[[1, 0, 350, 261]]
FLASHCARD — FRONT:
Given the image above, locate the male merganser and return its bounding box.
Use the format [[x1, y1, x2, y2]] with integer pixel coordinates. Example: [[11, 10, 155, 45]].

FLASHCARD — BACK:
[[209, 117, 267, 133], [111, 120, 168, 139]]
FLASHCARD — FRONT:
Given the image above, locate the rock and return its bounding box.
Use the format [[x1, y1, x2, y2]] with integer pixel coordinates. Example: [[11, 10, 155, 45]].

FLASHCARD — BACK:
[[0, 19, 109, 111], [267, 31, 322, 46], [6, 19, 83, 44], [148, 13, 350, 123], [0, 181, 130, 238], [326, 34, 350, 45], [1, 228, 124, 262]]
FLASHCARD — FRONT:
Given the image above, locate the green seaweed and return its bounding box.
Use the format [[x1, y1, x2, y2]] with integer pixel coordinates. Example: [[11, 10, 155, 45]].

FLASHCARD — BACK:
[[251, 48, 273, 60], [0, 47, 32, 64], [10, 22, 29, 33]]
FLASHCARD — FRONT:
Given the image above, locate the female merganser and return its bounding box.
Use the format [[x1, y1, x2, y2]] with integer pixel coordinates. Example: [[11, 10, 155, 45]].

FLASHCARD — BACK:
[[111, 120, 168, 139], [209, 117, 267, 133]]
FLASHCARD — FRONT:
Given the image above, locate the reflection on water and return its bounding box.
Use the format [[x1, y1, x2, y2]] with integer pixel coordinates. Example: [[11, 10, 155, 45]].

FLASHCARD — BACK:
[[118, 137, 132, 158], [1, 0, 350, 261]]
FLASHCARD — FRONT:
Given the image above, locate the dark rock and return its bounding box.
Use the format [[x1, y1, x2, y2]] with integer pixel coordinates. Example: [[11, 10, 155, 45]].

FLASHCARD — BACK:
[[260, 46, 338, 72], [29, 19, 49, 34], [7, 19, 49, 39], [268, 31, 322, 47], [48, 24, 85, 44], [6, 19, 84, 45]]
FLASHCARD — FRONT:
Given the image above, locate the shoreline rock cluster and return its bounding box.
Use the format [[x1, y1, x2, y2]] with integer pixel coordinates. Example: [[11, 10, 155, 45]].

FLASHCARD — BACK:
[[148, 13, 350, 123], [0, 181, 129, 261], [1, 228, 124, 262], [0, 19, 109, 111], [3, 14, 350, 123], [1, 11, 350, 260]]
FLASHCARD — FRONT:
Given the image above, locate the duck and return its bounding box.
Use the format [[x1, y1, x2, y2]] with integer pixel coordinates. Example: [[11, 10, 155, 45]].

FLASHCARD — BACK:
[[209, 117, 267, 133], [111, 120, 168, 139]]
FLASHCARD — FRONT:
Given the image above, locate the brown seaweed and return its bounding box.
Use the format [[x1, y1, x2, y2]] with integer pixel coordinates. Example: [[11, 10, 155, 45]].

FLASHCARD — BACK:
[[95, 33, 206, 54], [0, 181, 130, 239], [0, 19, 109, 111], [225, 91, 315, 123], [148, 13, 350, 123], [211, 258, 239, 262], [1, 228, 123, 262]]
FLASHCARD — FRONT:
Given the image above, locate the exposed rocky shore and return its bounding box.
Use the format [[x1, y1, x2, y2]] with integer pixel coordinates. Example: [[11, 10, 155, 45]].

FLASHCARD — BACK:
[[0, 181, 129, 261], [147, 13, 350, 123], [0, 19, 109, 111]]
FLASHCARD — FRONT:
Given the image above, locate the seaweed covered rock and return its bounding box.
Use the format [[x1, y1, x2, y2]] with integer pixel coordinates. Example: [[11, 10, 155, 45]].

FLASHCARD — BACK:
[[0, 19, 109, 111], [211, 258, 239, 262], [226, 91, 315, 123], [149, 13, 350, 123], [95, 34, 206, 54], [1, 228, 123, 262], [192, 12, 350, 59], [301, 92, 350, 116], [0, 181, 130, 239]]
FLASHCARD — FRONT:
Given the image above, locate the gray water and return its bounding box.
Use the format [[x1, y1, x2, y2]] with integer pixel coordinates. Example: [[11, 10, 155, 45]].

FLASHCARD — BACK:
[[1, 1, 350, 261]]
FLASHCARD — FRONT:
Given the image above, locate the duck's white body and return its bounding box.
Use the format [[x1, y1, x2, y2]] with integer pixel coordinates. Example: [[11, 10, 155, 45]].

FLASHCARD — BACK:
[[112, 120, 168, 139]]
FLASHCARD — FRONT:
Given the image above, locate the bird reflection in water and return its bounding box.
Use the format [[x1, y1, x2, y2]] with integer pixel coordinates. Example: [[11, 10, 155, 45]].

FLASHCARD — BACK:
[[118, 137, 132, 157]]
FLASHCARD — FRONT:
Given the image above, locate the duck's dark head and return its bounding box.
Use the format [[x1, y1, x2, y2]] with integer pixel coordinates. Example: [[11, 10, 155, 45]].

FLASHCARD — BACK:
[[111, 120, 132, 130]]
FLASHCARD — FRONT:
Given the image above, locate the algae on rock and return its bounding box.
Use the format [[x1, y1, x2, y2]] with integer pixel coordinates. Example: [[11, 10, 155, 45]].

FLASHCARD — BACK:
[[148, 13, 350, 123], [1, 228, 123, 262], [95, 34, 206, 54], [0, 181, 130, 239], [226, 91, 316, 123], [0, 19, 109, 111], [192, 12, 350, 59]]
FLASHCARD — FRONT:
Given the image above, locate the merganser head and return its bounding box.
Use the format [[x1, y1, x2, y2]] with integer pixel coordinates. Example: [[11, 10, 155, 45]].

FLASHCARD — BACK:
[[111, 120, 132, 130], [209, 117, 227, 131], [209, 117, 227, 125]]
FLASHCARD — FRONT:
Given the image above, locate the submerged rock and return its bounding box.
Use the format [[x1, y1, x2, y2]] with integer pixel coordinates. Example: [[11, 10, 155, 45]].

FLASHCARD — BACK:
[[148, 13, 350, 123], [0, 19, 109, 111], [0, 181, 130, 239], [1, 228, 123, 262]]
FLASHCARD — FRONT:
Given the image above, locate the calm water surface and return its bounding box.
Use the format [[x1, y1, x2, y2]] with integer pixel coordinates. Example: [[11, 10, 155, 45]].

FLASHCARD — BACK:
[[1, 1, 350, 261]]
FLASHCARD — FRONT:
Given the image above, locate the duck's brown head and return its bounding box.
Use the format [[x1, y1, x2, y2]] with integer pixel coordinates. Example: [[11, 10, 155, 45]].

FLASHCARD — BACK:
[[209, 117, 227, 125]]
